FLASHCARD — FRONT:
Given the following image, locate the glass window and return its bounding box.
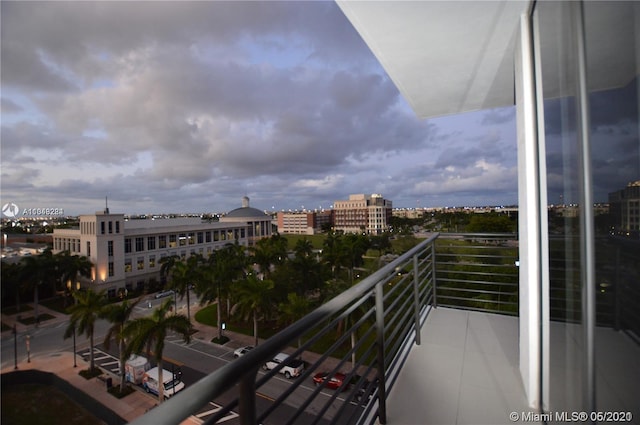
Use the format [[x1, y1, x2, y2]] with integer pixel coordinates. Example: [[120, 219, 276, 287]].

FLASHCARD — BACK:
[[124, 259, 132, 273], [135, 237, 144, 252], [159, 235, 167, 249], [147, 236, 156, 251], [169, 234, 177, 248], [125, 238, 132, 253], [137, 257, 144, 270]]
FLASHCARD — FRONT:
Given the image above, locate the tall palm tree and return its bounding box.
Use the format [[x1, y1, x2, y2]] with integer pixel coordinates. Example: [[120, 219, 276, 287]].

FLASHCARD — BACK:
[[197, 243, 247, 340], [123, 298, 193, 403], [101, 297, 141, 392], [55, 250, 93, 306], [167, 255, 201, 321], [64, 289, 108, 372], [21, 249, 56, 326], [232, 273, 273, 346], [278, 292, 312, 353], [1, 262, 23, 312]]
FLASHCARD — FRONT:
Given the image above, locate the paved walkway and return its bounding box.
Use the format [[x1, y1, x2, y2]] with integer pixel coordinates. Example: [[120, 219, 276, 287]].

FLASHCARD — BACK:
[[0, 300, 256, 424]]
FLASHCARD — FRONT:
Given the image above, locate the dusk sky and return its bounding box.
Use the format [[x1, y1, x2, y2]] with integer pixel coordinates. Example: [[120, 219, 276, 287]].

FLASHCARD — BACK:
[[3, 1, 525, 216]]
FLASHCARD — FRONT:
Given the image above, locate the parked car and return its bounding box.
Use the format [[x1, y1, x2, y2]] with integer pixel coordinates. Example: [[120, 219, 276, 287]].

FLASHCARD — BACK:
[[233, 346, 254, 358], [155, 290, 175, 299], [355, 377, 380, 402], [142, 366, 185, 398], [312, 371, 349, 391], [263, 352, 304, 379]]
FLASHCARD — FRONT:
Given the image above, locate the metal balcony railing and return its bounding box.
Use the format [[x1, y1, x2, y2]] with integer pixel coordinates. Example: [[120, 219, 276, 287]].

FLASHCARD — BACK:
[[131, 234, 439, 425], [434, 233, 519, 316]]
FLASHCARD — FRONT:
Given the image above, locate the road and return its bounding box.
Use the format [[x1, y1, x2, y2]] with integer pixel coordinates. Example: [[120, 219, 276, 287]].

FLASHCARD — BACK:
[[1, 291, 361, 425]]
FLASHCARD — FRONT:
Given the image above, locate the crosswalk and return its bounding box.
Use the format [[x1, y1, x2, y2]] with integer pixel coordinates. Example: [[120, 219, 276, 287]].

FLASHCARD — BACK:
[[78, 347, 121, 374]]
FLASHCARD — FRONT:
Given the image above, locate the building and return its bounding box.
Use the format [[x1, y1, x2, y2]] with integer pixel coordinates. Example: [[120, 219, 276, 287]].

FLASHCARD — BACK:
[[333, 194, 392, 234], [52, 200, 268, 297], [336, 0, 639, 419], [609, 181, 640, 237], [276, 210, 333, 235], [218, 196, 273, 246]]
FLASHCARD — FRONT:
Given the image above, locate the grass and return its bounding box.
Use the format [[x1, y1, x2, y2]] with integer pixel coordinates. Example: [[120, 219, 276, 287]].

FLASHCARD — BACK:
[[1, 383, 103, 425], [2, 304, 33, 315], [18, 313, 56, 325]]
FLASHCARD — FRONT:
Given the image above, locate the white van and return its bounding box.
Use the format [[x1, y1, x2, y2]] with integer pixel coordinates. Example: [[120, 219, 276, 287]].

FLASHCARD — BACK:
[[142, 366, 185, 398]]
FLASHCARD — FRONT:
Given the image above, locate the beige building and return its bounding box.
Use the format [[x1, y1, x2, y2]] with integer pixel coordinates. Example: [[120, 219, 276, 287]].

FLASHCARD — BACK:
[[52, 202, 265, 297], [333, 194, 392, 234], [276, 210, 333, 235]]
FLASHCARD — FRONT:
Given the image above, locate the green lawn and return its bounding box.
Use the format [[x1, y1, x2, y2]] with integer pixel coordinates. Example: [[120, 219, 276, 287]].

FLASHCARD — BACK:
[[1, 383, 103, 425]]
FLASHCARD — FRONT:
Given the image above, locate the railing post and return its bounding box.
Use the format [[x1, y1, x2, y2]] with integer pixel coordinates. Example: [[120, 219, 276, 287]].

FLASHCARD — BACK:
[[239, 368, 258, 425], [375, 281, 388, 425], [431, 239, 438, 308], [413, 254, 421, 345]]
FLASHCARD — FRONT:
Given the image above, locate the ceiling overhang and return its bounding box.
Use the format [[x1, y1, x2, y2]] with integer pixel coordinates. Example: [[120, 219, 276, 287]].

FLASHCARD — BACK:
[[336, 1, 639, 120]]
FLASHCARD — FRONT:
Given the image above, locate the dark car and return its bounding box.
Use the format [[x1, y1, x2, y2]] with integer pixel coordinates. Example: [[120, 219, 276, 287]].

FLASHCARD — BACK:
[[312, 371, 348, 390], [355, 377, 380, 402]]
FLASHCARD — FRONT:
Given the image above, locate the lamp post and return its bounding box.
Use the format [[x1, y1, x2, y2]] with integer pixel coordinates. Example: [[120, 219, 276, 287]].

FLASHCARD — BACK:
[[13, 324, 18, 370], [26, 335, 31, 363], [73, 328, 77, 368]]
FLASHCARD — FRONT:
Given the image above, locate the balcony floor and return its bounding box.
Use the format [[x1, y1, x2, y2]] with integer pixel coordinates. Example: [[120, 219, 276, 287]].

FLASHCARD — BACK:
[[383, 307, 538, 425]]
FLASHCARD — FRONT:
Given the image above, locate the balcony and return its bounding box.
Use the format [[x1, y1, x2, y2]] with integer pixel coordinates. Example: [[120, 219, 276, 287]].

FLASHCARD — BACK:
[[130, 233, 638, 425]]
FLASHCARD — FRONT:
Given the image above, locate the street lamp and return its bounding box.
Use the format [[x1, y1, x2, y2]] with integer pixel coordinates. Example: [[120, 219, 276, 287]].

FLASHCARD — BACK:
[[26, 335, 31, 363]]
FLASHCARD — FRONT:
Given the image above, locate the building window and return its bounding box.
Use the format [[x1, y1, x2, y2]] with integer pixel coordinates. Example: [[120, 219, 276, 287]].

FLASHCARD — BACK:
[[101, 222, 105, 234], [108, 241, 114, 257], [197, 232, 204, 244], [159, 235, 167, 249], [137, 257, 144, 270], [108, 261, 114, 277], [115, 221, 120, 233], [205, 231, 212, 243], [214, 231, 219, 241], [188, 232, 195, 245], [86, 241, 91, 257], [124, 259, 132, 273], [108, 221, 113, 234], [169, 234, 177, 248], [179, 234, 187, 246], [125, 238, 132, 253], [147, 236, 156, 251], [149, 255, 156, 268], [135, 237, 144, 252]]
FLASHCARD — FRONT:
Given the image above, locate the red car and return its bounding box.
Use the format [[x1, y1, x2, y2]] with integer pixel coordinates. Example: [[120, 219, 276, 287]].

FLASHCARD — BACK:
[[312, 371, 348, 390]]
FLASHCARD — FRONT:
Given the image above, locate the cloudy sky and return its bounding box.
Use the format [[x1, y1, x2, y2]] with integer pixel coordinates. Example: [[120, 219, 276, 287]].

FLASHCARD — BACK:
[[0, 0, 557, 217]]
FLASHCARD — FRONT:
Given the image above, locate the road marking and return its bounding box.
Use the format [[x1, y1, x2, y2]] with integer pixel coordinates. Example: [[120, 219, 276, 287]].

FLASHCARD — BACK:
[[101, 360, 119, 366]]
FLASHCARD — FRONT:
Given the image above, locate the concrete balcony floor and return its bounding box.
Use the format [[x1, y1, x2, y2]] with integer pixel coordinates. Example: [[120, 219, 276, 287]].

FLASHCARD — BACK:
[[382, 307, 538, 425]]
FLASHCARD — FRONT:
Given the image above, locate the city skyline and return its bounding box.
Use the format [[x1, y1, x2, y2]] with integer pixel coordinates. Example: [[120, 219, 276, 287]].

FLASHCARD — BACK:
[[1, 1, 519, 217]]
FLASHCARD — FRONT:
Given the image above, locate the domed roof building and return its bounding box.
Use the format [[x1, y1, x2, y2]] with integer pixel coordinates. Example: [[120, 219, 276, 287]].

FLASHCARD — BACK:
[[219, 197, 273, 245]]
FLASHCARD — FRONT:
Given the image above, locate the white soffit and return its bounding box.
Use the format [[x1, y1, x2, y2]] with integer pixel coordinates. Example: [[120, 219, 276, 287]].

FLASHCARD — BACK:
[[337, 1, 639, 119], [336, 1, 529, 119]]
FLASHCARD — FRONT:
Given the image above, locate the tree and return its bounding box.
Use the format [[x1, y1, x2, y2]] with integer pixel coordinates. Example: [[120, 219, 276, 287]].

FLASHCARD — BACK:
[[278, 292, 312, 352], [21, 249, 56, 325], [55, 250, 93, 306], [1, 262, 23, 312], [232, 273, 274, 347], [64, 289, 108, 372], [167, 255, 201, 322], [197, 243, 247, 341], [249, 234, 287, 279], [123, 298, 193, 403], [102, 297, 141, 392]]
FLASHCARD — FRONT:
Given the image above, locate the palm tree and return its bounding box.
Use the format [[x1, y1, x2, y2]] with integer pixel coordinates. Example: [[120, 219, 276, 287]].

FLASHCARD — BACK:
[[64, 289, 108, 373], [21, 249, 56, 326], [167, 255, 201, 321], [232, 273, 273, 347], [55, 250, 93, 306], [101, 297, 141, 392], [1, 262, 23, 313], [278, 292, 312, 353], [123, 298, 193, 403], [197, 243, 247, 340]]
